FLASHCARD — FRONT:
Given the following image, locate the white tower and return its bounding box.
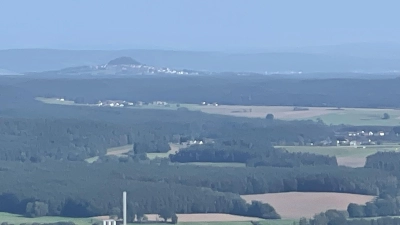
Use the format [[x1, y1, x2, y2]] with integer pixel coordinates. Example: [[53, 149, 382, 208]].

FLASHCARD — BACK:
[[123, 191, 127, 225]]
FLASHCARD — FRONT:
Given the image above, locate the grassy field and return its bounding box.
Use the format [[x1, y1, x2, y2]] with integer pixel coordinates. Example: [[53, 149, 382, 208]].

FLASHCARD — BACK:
[[309, 109, 400, 126], [278, 145, 400, 167], [241, 192, 375, 219], [85, 145, 132, 163], [191, 105, 400, 126], [178, 220, 296, 225], [0, 212, 295, 225], [278, 145, 400, 158], [0, 212, 96, 225]]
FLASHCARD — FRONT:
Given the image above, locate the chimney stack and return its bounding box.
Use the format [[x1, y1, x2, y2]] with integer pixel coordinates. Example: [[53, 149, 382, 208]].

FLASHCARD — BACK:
[[123, 191, 127, 225]]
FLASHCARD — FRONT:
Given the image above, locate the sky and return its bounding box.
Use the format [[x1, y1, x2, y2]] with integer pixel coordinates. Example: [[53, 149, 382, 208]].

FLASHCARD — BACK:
[[0, 0, 399, 51]]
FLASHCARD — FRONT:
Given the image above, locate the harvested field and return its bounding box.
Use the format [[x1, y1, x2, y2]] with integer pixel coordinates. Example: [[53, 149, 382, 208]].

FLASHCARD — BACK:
[[145, 213, 262, 222], [106, 144, 132, 156], [188, 105, 400, 126], [241, 192, 375, 219], [336, 156, 367, 168]]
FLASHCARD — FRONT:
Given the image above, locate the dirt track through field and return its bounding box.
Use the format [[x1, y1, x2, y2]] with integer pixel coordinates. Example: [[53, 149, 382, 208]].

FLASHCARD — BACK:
[[241, 192, 375, 219]]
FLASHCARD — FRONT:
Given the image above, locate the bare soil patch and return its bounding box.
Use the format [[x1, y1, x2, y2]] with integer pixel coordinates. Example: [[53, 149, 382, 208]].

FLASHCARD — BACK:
[[145, 213, 262, 222], [106, 145, 133, 157], [92, 216, 110, 220], [241, 192, 375, 219], [336, 156, 367, 168]]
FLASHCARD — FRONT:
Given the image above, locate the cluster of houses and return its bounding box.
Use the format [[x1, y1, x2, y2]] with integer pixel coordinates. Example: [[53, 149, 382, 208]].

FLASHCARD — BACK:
[[346, 130, 386, 137], [96, 100, 172, 108], [335, 130, 389, 147], [200, 101, 219, 106], [153, 101, 169, 106], [186, 140, 204, 145], [308, 130, 391, 147], [97, 100, 134, 107], [92, 63, 198, 75]]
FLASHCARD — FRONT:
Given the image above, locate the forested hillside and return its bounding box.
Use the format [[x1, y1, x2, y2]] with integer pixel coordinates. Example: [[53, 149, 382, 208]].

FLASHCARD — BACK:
[[3, 76, 400, 108], [0, 161, 395, 219], [0, 103, 334, 162]]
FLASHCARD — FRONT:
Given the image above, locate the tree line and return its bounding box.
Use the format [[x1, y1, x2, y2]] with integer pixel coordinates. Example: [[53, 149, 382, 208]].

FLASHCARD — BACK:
[[365, 151, 400, 179], [169, 141, 337, 167]]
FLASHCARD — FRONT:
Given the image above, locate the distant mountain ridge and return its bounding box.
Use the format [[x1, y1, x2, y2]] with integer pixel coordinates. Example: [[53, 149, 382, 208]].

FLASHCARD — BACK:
[[27, 56, 211, 77], [1, 45, 400, 74]]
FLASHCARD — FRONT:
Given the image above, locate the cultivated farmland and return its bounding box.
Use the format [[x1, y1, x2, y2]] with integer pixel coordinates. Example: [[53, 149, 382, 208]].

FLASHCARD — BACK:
[[241, 192, 375, 219], [190, 105, 400, 126]]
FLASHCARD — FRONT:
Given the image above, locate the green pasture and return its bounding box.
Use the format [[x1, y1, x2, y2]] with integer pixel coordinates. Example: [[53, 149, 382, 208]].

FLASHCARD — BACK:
[[0, 212, 295, 225], [0, 212, 95, 225], [310, 109, 400, 126]]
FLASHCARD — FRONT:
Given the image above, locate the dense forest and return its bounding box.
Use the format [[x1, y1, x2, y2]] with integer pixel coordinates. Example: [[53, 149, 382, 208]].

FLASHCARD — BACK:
[[0, 104, 334, 162], [0, 161, 396, 219], [365, 152, 400, 175], [2, 76, 400, 108]]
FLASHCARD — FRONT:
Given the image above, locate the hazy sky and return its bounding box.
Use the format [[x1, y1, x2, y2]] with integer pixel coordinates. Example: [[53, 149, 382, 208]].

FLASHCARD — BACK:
[[1, 0, 399, 50]]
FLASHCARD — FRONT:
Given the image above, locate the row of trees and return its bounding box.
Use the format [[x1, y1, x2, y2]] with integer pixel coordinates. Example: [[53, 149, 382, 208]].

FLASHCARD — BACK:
[[365, 152, 400, 175], [347, 199, 400, 218]]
